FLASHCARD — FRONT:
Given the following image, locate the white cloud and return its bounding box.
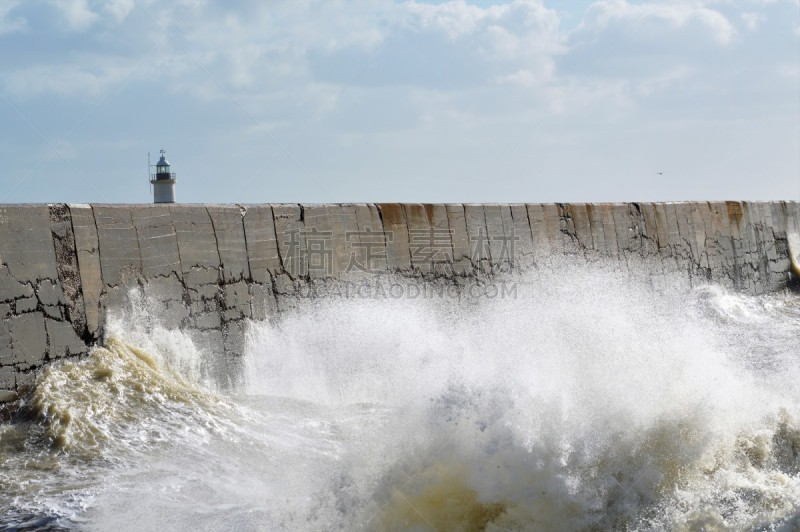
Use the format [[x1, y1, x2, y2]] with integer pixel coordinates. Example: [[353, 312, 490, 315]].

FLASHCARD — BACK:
[[103, 0, 136, 23], [635, 65, 693, 96], [0, 0, 27, 35], [0, 0, 792, 133], [403, 0, 495, 40], [49, 0, 99, 32], [740, 11, 766, 30], [291, 0, 565, 91], [0, 0, 568, 104], [545, 78, 632, 114], [228, 44, 266, 87], [749, 0, 800, 5], [578, 0, 737, 45], [403, 0, 564, 57], [4, 63, 129, 98], [496, 68, 539, 87]]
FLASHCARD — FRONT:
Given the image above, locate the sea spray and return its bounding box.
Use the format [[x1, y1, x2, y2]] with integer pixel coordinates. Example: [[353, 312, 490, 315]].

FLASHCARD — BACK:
[[241, 267, 800, 529], [0, 264, 798, 530]]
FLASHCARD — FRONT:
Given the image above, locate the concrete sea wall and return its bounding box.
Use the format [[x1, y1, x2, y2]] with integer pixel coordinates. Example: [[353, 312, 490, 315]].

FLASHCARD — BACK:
[[1, 201, 798, 400]]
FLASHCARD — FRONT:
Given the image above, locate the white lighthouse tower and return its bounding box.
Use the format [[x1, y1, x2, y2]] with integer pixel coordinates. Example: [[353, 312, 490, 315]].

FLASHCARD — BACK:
[[150, 149, 176, 203]]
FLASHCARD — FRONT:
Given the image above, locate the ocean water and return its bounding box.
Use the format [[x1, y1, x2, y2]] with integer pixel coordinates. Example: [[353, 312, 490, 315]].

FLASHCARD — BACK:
[[1, 266, 799, 531]]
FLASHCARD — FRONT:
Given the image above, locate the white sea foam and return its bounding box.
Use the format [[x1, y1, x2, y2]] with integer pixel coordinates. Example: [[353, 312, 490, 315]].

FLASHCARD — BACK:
[[239, 269, 800, 530], [1, 264, 798, 530]]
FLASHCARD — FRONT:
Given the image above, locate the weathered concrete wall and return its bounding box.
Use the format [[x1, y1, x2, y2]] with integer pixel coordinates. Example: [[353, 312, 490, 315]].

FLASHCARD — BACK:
[[0, 201, 798, 399]]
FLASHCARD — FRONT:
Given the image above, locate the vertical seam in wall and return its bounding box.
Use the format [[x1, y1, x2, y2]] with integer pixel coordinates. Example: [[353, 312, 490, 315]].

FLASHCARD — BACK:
[[266, 205, 281, 311], [129, 207, 144, 284], [401, 204, 414, 270], [423, 204, 432, 271], [594, 204, 604, 255], [237, 204, 254, 319], [270, 205, 286, 277], [45, 205, 58, 364], [265, 205, 279, 275], [205, 206, 224, 279], [583, 204, 595, 253], [481, 204, 491, 264], [459, 203, 470, 267], [204, 206, 227, 347], [267, 204, 283, 277], [90, 205, 103, 290], [170, 206, 184, 280], [444, 206, 455, 272], [90, 204, 107, 340], [704, 201, 714, 274], [132, 208, 144, 281], [298, 204, 309, 282], [374, 204, 391, 274], [631, 203, 641, 257], [651, 203, 662, 251], [423, 204, 437, 273], [237, 204, 252, 283], [508, 205, 519, 269], [66, 204, 88, 341], [523, 204, 534, 263]]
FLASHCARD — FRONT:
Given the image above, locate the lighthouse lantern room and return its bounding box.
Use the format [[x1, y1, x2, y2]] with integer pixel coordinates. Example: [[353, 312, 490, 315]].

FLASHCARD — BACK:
[[150, 149, 177, 203]]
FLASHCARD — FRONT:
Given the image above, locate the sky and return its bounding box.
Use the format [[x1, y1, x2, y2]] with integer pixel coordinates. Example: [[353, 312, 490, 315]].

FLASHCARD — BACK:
[[0, 0, 798, 204]]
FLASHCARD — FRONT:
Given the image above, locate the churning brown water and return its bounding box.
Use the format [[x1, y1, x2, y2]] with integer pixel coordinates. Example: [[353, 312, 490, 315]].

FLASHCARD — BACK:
[[1, 266, 799, 530]]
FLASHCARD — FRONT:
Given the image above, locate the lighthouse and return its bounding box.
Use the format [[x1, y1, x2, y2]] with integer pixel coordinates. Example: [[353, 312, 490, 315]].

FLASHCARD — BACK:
[[150, 149, 176, 203]]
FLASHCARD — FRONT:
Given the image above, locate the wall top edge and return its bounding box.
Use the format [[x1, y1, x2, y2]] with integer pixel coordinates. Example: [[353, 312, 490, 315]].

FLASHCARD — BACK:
[[0, 200, 797, 209]]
